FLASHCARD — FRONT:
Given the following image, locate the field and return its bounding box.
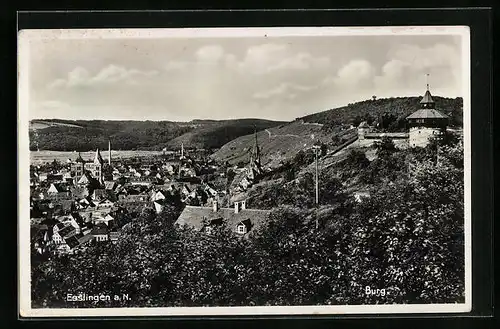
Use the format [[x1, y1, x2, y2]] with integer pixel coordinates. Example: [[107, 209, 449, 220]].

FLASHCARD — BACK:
[[30, 150, 166, 165], [29, 120, 83, 130]]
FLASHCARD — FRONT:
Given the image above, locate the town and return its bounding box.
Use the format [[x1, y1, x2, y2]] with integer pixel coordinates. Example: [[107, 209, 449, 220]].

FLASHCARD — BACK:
[[30, 85, 457, 257]]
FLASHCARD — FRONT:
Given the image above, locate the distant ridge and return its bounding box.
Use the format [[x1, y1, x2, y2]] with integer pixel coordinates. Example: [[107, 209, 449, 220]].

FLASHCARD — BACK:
[[28, 118, 285, 152]]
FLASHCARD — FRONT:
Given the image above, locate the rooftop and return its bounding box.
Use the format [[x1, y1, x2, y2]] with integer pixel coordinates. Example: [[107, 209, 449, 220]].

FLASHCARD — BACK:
[[420, 89, 435, 104], [175, 205, 270, 233], [406, 108, 448, 120]]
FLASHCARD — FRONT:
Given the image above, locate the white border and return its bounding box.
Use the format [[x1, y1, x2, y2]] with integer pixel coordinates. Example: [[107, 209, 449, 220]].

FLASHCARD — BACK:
[[18, 26, 472, 317]]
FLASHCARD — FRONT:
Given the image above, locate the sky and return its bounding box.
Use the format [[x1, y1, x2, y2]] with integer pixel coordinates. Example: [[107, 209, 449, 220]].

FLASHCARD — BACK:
[[26, 29, 465, 122]]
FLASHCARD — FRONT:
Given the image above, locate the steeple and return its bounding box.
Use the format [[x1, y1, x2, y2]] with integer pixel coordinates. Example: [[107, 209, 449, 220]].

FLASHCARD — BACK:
[[249, 126, 261, 169], [76, 152, 85, 163], [108, 140, 111, 166], [93, 148, 104, 165], [420, 73, 435, 109]]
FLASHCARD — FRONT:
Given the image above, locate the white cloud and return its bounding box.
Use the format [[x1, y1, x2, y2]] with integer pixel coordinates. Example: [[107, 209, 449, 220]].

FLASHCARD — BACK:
[[238, 43, 331, 75], [253, 82, 318, 100], [195, 45, 225, 62], [323, 59, 375, 88], [374, 43, 461, 96], [164, 61, 189, 70], [48, 65, 159, 89]]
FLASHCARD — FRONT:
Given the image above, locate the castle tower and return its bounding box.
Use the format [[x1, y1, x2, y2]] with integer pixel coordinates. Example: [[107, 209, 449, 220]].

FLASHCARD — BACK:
[[406, 80, 449, 148]]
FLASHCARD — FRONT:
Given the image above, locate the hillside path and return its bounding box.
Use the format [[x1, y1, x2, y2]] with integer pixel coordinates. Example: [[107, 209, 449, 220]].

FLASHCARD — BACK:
[[265, 129, 301, 139]]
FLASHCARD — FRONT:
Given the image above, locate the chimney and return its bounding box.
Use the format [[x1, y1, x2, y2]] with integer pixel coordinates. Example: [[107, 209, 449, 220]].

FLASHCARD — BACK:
[[241, 200, 246, 210], [213, 199, 219, 212], [234, 201, 240, 214]]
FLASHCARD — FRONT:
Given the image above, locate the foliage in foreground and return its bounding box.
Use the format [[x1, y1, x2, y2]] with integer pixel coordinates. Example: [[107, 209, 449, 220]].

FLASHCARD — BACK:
[[31, 138, 465, 308]]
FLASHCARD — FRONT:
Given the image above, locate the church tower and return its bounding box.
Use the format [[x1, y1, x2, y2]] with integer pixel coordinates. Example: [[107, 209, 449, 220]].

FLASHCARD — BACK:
[[84, 148, 104, 184], [406, 78, 449, 148], [248, 127, 262, 177]]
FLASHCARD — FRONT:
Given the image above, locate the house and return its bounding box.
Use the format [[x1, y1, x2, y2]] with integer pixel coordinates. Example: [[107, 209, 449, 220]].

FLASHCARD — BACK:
[[175, 199, 270, 237], [118, 194, 149, 202], [58, 199, 76, 214], [94, 213, 114, 226], [104, 181, 117, 191], [91, 223, 109, 242], [353, 190, 371, 203], [109, 230, 119, 243], [57, 224, 78, 240], [47, 183, 68, 195], [76, 172, 95, 186], [38, 173, 48, 182], [70, 186, 89, 199], [57, 215, 81, 233], [92, 189, 117, 202], [150, 190, 168, 202], [153, 198, 170, 214], [78, 197, 95, 209], [53, 222, 65, 234], [203, 184, 218, 198], [63, 233, 95, 254], [96, 198, 115, 208]]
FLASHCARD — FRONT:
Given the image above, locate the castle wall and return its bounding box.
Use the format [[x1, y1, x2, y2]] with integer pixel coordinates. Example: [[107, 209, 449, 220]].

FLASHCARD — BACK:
[[409, 127, 442, 148]]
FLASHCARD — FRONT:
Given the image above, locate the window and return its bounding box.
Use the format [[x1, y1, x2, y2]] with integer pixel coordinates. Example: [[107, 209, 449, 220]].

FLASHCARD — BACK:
[[205, 226, 212, 235], [237, 225, 246, 234]]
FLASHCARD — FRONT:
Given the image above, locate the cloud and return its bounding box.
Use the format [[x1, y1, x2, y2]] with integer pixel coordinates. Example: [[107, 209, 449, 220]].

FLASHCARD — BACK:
[[374, 43, 461, 95], [253, 82, 318, 99], [48, 65, 159, 89], [238, 43, 331, 74], [322, 59, 375, 88], [164, 61, 189, 70], [195, 45, 225, 62]]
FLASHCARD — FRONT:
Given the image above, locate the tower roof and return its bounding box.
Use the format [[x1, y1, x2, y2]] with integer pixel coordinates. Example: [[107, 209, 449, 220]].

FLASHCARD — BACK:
[[406, 108, 448, 120], [75, 153, 85, 163], [420, 89, 435, 105]]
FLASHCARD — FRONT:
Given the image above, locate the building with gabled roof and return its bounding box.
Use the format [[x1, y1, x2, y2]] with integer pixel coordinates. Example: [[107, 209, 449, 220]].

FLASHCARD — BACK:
[[82, 149, 104, 184], [175, 199, 270, 237]]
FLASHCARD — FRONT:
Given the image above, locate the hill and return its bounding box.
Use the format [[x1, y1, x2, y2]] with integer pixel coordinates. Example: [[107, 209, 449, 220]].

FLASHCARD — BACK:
[[211, 120, 357, 168], [300, 96, 463, 130], [212, 95, 462, 168], [30, 120, 84, 130], [29, 118, 284, 152], [166, 119, 286, 150]]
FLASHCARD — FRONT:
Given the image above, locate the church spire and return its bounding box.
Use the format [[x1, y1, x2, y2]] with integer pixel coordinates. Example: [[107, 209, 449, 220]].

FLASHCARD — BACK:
[[94, 148, 104, 165], [250, 126, 261, 168]]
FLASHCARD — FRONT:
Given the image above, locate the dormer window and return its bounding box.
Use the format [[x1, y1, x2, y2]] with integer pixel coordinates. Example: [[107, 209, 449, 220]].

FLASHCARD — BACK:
[[237, 224, 247, 234]]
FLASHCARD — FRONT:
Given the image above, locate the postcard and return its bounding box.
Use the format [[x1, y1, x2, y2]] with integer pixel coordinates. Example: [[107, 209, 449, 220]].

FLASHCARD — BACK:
[[18, 25, 471, 317]]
